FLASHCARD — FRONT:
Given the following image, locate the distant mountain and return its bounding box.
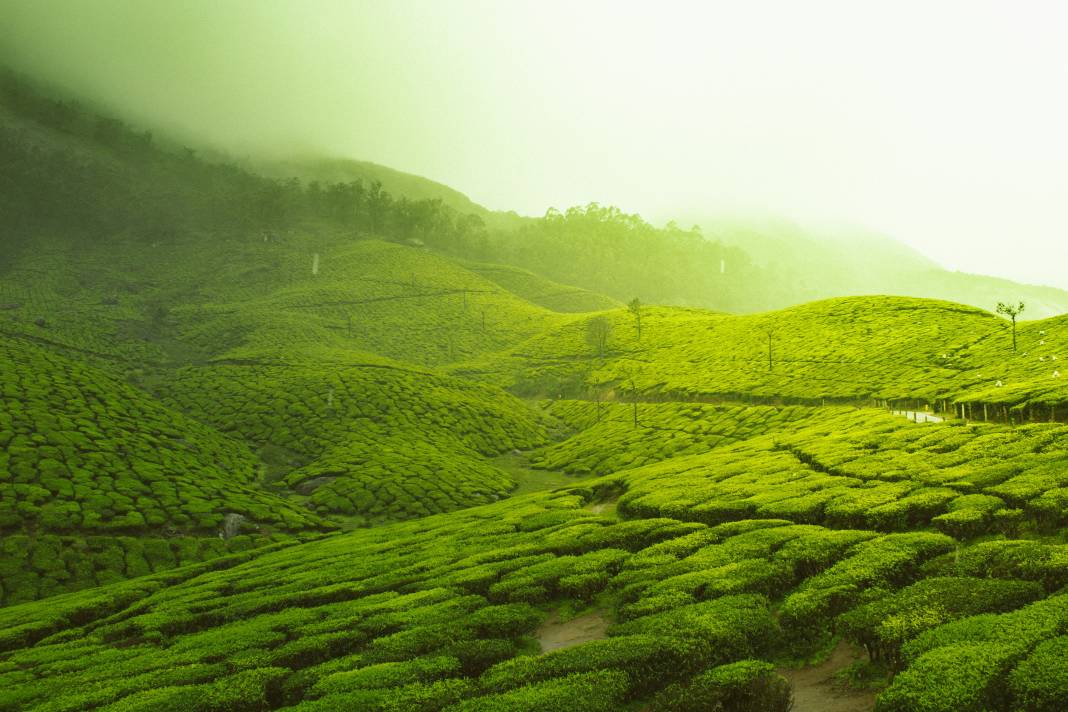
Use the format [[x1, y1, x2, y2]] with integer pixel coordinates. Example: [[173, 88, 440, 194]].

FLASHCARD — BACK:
[[683, 215, 1068, 318], [4, 66, 1067, 319]]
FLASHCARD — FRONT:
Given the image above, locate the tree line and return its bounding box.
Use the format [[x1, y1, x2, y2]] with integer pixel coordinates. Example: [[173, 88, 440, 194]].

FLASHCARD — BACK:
[[2, 71, 775, 312]]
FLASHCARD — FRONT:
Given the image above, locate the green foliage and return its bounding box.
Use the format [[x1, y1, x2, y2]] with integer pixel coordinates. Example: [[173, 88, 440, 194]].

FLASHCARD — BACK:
[[649, 659, 793, 712], [1008, 635, 1068, 712], [444, 670, 628, 712], [0, 335, 323, 540], [11, 69, 1068, 712], [838, 577, 1043, 670]]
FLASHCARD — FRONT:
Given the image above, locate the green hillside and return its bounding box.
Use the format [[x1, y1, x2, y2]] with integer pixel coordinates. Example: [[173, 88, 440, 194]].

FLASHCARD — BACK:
[[6, 68, 1068, 712], [460, 261, 621, 314], [6, 405, 1068, 711], [456, 295, 1068, 417], [256, 157, 527, 232]]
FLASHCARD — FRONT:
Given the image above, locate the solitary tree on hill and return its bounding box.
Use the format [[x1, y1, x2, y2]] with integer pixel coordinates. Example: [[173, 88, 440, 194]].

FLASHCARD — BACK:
[[763, 328, 775, 371], [619, 364, 640, 428], [996, 301, 1025, 352], [586, 316, 612, 358], [628, 298, 644, 341]]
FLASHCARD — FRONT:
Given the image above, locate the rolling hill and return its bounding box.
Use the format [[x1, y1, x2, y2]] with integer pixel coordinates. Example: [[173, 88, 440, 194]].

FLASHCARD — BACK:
[[5, 68, 1068, 712]]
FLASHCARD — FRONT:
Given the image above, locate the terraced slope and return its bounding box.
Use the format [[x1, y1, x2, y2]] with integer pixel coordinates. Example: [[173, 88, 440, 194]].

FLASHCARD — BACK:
[[5, 408, 1068, 712], [0, 333, 329, 606], [154, 360, 551, 523], [0, 334, 322, 536], [615, 408, 1068, 537], [461, 262, 621, 313], [0, 235, 566, 368], [456, 295, 1068, 414], [531, 401, 821, 476]]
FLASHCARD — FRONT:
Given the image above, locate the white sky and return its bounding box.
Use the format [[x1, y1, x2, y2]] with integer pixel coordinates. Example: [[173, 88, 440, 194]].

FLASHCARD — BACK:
[[2, 0, 1067, 287]]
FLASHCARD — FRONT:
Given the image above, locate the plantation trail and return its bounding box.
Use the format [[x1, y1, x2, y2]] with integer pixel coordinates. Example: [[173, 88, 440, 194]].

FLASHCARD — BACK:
[[780, 640, 876, 712], [536, 610, 610, 653], [586, 497, 618, 516], [491, 451, 574, 496]]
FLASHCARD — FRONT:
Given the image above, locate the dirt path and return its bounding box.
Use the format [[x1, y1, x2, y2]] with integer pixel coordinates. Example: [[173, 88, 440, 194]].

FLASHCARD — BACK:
[[536, 610, 609, 653], [586, 497, 618, 516], [780, 640, 877, 712]]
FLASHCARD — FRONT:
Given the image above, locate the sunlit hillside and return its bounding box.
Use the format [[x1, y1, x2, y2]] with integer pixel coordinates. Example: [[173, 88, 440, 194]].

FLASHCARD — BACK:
[[3, 42, 1068, 712]]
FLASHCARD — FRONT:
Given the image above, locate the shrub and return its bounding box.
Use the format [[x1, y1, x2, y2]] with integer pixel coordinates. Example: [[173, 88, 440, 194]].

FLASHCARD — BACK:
[[838, 577, 1043, 669], [444, 670, 629, 712], [875, 642, 1018, 712], [649, 659, 793, 712], [478, 634, 697, 698], [1008, 635, 1068, 712]]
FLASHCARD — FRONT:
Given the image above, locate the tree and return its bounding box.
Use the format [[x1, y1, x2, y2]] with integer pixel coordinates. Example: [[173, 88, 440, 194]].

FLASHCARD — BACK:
[[586, 316, 612, 358], [763, 328, 775, 371], [996, 302, 1026, 352], [628, 298, 643, 341], [619, 364, 640, 428]]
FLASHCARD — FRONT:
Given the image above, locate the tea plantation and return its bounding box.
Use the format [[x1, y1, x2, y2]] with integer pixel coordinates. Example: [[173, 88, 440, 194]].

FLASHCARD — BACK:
[[2, 450, 1068, 711], [8, 73, 1068, 710], [7, 233, 1068, 709]]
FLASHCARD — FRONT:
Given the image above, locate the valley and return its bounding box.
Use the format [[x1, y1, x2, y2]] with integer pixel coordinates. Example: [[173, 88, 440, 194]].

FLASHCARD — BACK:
[[2, 68, 1068, 712]]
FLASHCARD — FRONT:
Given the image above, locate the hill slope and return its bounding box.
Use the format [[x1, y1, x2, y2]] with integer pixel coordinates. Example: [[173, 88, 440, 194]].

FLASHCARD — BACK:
[[5, 406, 1068, 710], [456, 295, 1068, 415]]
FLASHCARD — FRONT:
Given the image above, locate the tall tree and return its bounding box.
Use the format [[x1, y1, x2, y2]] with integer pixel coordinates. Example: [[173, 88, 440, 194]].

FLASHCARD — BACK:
[[628, 298, 643, 341], [586, 316, 612, 358], [996, 301, 1026, 352]]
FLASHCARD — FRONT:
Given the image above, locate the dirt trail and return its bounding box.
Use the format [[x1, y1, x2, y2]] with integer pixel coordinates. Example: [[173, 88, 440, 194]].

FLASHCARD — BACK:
[[780, 640, 877, 712], [586, 497, 618, 516], [536, 610, 609, 653]]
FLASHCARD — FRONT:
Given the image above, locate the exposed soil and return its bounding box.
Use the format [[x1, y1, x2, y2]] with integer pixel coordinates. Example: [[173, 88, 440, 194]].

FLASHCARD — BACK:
[[536, 610, 610, 653], [780, 640, 877, 712], [586, 498, 617, 516]]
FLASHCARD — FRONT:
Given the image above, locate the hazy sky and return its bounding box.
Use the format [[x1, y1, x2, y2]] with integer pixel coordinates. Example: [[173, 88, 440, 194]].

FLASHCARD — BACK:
[[2, 1, 1067, 288]]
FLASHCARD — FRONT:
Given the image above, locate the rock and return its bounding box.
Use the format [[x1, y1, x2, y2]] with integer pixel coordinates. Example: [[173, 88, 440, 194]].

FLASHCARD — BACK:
[[222, 512, 247, 540], [294, 476, 337, 495], [33, 318, 47, 328], [101, 296, 119, 306], [0, 303, 22, 310]]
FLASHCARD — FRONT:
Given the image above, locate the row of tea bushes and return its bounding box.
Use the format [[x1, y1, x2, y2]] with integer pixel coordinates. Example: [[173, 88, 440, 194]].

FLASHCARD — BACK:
[[0, 534, 298, 607], [837, 576, 1045, 670], [615, 409, 1068, 535], [156, 360, 550, 520], [0, 489, 879, 711], [877, 593, 1068, 711], [0, 335, 325, 536], [465, 261, 621, 314], [165, 239, 567, 368], [2, 474, 1066, 711], [530, 401, 819, 476], [923, 539, 1068, 593], [295, 437, 515, 522]]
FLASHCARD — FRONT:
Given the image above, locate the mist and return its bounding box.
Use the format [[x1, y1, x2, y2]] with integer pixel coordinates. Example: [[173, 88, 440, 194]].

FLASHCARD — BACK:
[[2, 0, 1067, 289]]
